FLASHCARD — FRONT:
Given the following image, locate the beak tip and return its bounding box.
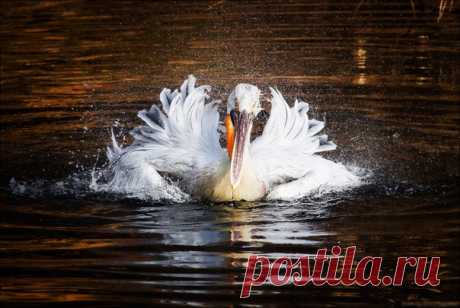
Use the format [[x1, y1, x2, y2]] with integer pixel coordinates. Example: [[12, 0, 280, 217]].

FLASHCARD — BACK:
[[230, 176, 238, 189]]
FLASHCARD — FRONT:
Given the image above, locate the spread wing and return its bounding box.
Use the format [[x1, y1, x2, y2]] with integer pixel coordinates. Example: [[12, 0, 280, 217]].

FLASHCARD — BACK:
[[250, 87, 336, 189], [106, 75, 226, 194]]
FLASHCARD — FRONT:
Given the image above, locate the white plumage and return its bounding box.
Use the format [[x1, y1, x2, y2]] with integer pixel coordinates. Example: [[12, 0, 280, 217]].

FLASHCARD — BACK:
[[98, 75, 360, 202]]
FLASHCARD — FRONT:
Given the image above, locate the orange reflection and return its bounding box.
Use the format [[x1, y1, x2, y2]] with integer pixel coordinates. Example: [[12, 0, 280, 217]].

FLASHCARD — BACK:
[[353, 73, 368, 85]]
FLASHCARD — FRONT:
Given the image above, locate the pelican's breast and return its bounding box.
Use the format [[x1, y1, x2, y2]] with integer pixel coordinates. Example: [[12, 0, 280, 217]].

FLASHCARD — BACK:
[[210, 160, 266, 202]]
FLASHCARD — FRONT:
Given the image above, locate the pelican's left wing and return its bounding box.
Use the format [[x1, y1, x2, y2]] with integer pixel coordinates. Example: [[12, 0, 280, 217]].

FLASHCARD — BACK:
[[107, 75, 226, 192], [250, 88, 337, 190]]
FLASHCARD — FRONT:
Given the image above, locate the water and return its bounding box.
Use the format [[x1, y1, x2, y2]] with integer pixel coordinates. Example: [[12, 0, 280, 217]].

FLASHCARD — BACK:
[[1, 0, 459, 306]]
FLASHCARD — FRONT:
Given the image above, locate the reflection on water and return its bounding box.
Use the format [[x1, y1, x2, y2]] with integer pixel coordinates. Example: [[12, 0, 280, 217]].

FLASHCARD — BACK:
[[0, 0, 459, 306], [1, 186, 459, 305]]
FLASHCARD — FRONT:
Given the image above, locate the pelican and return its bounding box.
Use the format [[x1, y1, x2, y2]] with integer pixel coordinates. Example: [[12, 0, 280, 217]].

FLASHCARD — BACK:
[[102, 75, 359, 202]]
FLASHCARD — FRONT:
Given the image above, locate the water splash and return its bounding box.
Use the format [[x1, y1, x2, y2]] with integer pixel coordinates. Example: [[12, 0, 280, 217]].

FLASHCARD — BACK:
[[89, 166, 191, 203], [9, 173, 93, 199], [8, 162, 370, 204]]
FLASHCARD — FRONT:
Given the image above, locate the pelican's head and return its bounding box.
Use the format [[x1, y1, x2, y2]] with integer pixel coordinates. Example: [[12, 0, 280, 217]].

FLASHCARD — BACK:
[[225, 84, 261, 188]]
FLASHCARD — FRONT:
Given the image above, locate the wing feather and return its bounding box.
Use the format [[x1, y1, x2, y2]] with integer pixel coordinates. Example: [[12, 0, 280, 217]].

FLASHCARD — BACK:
[[107, 75, 226, 194], [251, 87, 336, 189]]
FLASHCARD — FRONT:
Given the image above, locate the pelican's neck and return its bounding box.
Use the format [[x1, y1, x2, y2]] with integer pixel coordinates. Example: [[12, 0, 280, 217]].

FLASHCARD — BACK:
[[232, 149, 265, 200], [236, 139, 252, 177], [209, 144, 266, 201]]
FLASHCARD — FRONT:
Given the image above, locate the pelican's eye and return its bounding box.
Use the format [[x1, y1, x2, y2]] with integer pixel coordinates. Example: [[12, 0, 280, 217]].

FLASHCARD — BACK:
[[230, 110, 238, 127], [256, 110, 269, 122]]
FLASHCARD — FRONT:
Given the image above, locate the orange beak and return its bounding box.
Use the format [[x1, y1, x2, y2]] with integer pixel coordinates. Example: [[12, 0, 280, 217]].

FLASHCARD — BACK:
[[225, 113, 235, 158]]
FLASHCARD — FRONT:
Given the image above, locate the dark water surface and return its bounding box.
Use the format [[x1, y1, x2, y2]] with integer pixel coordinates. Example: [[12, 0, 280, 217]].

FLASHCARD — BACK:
[[1, 0, 459, 306]]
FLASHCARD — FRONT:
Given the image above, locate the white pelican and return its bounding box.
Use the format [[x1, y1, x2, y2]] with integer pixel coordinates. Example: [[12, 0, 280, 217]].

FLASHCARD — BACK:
[[103, 75, 359, 202]]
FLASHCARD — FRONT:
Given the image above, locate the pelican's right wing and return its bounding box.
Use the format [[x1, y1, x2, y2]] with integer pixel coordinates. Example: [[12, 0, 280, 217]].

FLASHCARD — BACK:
[[250, 88, 337, 189], [107, 75, 226, 193]]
